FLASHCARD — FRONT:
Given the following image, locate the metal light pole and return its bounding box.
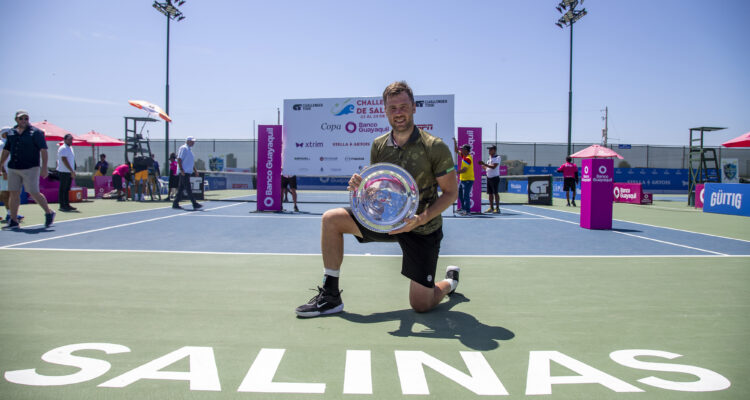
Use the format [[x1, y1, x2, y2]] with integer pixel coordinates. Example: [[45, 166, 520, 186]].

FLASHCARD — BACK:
[[555, 0, 587, 156], [152, 0, 186, 175]]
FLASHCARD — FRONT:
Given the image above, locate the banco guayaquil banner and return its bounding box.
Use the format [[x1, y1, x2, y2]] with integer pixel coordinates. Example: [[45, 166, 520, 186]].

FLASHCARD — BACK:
[[282, 96, 455, 176]]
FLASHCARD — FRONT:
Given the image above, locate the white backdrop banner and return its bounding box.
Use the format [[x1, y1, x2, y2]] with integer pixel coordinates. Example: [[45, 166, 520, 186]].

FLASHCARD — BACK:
[[282, 95, 454, 176]]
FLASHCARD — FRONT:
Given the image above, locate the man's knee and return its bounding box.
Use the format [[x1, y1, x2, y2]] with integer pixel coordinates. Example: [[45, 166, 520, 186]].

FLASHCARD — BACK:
[[409, 282, 437, 313]]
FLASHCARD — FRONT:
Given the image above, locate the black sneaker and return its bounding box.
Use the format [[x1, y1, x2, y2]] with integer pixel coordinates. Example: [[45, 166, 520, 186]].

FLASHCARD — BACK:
[[172, 205, 183, 210], [571, 200, 577, 207], [445, 265, 460, 295], [44, 211, 55, 227], [295, 287, 344, 317], [293, 205, 299, 212], [193, 203, 203, 210], [3, 219, 20, 230]]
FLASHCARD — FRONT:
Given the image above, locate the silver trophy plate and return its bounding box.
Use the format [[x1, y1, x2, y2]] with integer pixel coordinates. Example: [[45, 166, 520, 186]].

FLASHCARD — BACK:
[[350, 163, 419, 233]]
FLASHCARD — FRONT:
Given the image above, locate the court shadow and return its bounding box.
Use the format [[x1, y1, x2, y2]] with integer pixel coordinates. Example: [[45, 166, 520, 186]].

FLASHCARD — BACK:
[[9, 227, 51, 234], [611, 228, 642, 233], [339, 293, 514, 351]]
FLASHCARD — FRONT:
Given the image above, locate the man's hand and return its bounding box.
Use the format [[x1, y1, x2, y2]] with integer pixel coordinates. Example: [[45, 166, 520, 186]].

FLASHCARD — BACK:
[[347, 173, 362, 191], [71, 170, 76, 179], [388, 212, 427, 235], [40, 165, 48, 179]]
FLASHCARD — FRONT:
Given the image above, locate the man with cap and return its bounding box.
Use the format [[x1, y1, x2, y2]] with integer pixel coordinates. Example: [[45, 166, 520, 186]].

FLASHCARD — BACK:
[[0, 110, 56, 229], [57, 133, 77, 211], [479, 144, 502, 213], [172, 136, 202, 210], [453, 140, 475, 216]]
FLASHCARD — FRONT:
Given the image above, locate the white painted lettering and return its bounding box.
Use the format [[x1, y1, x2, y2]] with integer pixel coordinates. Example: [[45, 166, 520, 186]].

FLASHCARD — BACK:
[[610, 349, 731, 392], [344, 350, 372, 394], [98, 346, 220, 391], [4, 343, 130, 386], [395, 351, 507, 395], [525, 351, 642, 395], [237, 348, 325, 393]]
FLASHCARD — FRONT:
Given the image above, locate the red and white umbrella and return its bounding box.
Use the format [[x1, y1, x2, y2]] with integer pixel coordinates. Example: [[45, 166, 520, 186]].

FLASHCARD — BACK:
[[570, 144, 624, 159], [78, 130, 125, 146], [77, 130, 125, 162], [128, 100, 172, 122], [31, 120, 74, 141], [721, 132, 750, 148]]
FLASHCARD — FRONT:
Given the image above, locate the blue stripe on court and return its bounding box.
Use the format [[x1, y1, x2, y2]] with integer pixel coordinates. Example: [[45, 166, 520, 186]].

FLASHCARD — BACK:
[[2, 202, 748, 257]]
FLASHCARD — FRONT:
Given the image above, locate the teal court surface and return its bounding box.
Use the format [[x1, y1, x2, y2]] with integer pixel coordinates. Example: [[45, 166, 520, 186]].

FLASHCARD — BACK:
[[0, 190, 748, 399]]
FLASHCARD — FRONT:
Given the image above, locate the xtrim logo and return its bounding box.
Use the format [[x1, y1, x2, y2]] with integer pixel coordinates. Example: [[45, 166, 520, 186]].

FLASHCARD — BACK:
[[296, 142, 323, 148]]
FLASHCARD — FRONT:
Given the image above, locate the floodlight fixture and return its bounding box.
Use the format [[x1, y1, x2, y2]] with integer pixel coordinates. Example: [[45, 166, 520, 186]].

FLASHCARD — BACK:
[[554, 0, 588, 156], [152, 0, 186, 174]]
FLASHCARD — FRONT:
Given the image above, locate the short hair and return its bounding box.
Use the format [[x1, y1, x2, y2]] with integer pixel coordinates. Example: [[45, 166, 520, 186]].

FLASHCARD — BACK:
[[566, 156, 572, 162], [100, 154, 106, 158], [382, 81, 414, 105]]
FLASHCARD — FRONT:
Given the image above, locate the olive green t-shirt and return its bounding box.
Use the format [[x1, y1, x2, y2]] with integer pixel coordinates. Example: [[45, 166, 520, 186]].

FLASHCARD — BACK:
[[370, 126, 455, 235]]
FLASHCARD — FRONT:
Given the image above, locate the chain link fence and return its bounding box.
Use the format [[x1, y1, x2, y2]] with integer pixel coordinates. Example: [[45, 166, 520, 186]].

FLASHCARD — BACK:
[[68, 139, 750, 178]]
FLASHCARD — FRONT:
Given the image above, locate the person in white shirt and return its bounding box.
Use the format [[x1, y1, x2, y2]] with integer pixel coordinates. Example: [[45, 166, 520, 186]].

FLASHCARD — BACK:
[[479, 145, 502, 214], [172, 136, 202, 210], [57, 134, 77, 211]]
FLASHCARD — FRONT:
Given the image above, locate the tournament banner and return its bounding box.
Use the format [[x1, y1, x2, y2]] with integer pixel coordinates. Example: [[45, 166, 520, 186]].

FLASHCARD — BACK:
[[257, 125, 282, 212], [702, 183, 749, 217], [457, 127, 482, 213], [282, 95, 454, 177]]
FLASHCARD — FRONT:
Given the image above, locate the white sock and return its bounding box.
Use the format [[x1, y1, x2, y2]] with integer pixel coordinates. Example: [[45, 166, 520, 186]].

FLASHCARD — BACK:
[[324, 268, 340, 277], [443, 278, 458, 292]]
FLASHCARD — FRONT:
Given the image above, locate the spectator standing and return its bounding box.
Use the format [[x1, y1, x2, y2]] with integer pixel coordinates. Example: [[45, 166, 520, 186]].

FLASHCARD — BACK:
[[56, 133, 77, 211], [94, 154, 109, 176], [479, 144, 502, 213], [281, 169, 299, 212], [172, 137, 202, 210], [0, 110, 55, 229], [557, 156, 579, 207], [168, 152, 178, 200], [453, 140, 474, 216], [150, 153, 160, 178]]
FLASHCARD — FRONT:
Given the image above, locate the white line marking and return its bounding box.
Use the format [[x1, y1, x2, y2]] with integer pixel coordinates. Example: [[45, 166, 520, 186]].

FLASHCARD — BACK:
[[526, 204, 750, 244], [1, 248, 748, 258], [0, 203, 243, 249], [510, 207, 729, 256]]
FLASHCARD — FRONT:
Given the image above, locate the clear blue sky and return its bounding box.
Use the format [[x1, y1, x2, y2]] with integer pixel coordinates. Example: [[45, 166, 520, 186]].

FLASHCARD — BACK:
[[1, 0, 748, 147]]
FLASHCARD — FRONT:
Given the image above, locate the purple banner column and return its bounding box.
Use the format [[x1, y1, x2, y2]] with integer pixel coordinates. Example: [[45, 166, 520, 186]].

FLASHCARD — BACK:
[[580, 158, 614, 230], [257, 125, 282, 212], [457, 127, 482, 213]]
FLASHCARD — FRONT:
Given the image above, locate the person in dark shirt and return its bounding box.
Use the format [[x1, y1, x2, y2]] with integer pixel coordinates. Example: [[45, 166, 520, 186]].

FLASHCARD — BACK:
[[0, 110, 56, 228], [94, 154, 109, 176]]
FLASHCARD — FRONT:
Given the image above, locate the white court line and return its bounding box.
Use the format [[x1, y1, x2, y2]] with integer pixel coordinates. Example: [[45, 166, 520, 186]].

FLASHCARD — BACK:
[[526, 204, 750, 244], [0, 203, 243, 249], [188, 214, 544, 220], [511, 207, 729, 256], [1, 247, 749, 258]]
